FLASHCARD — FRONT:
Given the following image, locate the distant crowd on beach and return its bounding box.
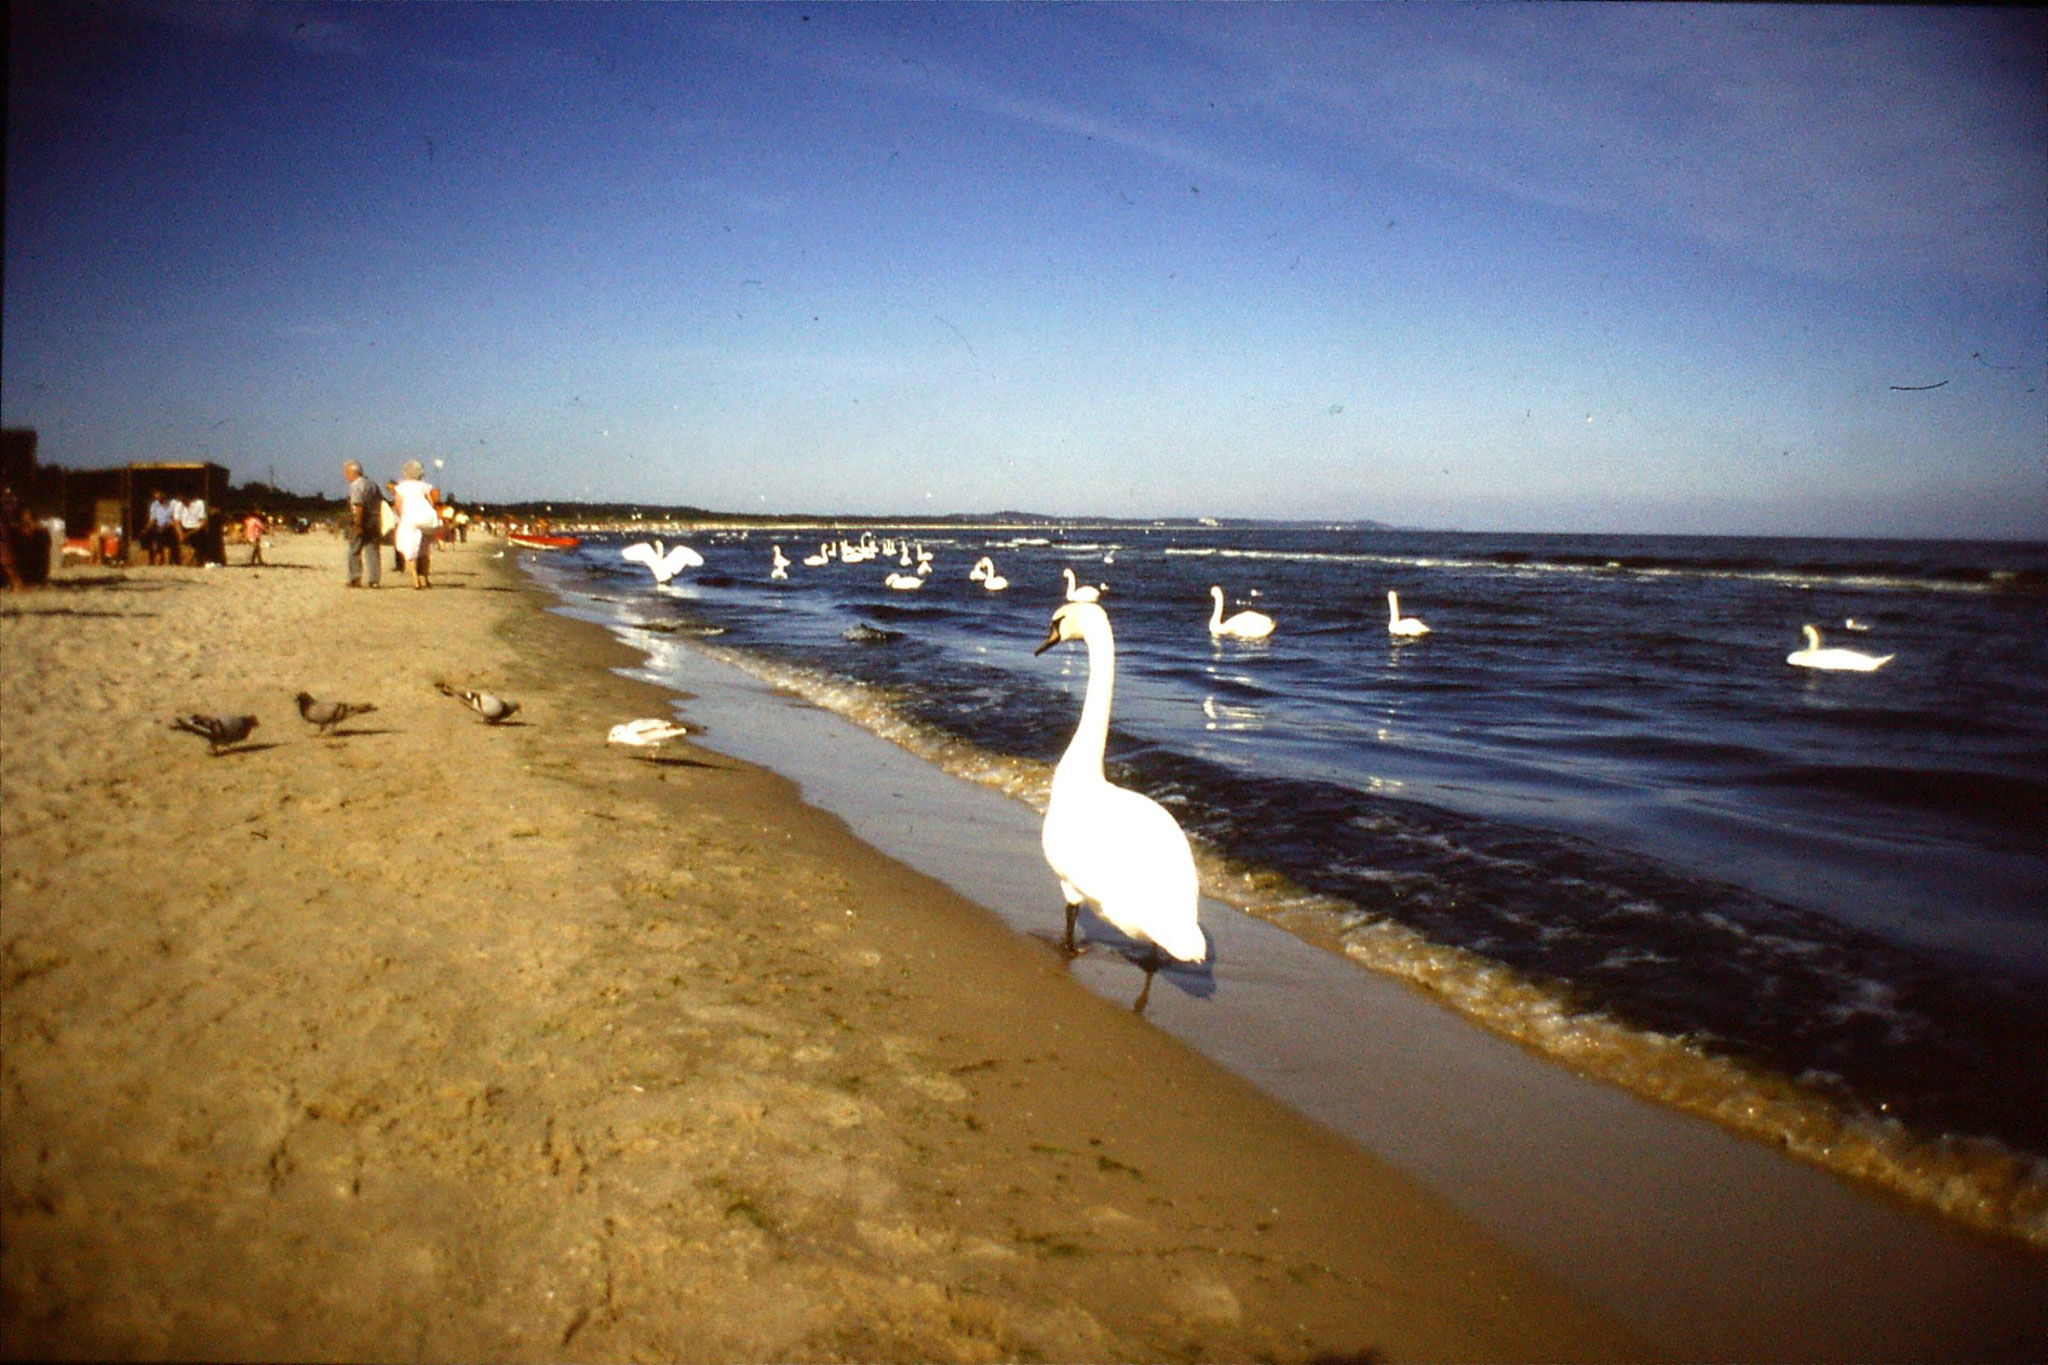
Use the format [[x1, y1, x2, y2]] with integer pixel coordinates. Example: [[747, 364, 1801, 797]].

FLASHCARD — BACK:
[[0, 459, 483, 593]]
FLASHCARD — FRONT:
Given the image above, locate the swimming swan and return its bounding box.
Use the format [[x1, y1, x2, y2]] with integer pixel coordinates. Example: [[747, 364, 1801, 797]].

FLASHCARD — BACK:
[[884, 570, 925, 591], [1787, 624, 1892, 672], [970, 556, 1009, 591], [621, 539, 704, 584], [769, 545, 790, 580], [1035, 601, 1206, 1010], [1209, 586, 1275, 640], [1063, 567, 1104, 603], [1387, 590, 1430, 638]]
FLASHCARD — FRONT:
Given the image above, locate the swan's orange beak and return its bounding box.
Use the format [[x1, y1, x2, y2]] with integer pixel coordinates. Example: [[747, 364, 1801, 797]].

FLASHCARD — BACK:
[[1034, 619, 1063, 655]]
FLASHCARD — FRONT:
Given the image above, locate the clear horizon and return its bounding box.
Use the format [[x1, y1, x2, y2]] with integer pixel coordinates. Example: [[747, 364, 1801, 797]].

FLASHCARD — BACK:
[[5, 3, 2043, 539]]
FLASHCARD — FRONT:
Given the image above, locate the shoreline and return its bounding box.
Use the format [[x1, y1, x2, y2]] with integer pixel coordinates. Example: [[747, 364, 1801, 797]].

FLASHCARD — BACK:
[[3, 534, 1645, 1361], [543, 568, 2048, 1362]]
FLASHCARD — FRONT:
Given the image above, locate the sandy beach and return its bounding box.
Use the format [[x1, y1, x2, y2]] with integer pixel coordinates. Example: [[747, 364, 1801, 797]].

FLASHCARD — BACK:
[[0, 533, 1646, 1362]]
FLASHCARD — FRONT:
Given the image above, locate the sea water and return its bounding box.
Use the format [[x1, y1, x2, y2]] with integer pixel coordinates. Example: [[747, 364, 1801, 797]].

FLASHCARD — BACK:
[[527, 525, 2048, 1244]]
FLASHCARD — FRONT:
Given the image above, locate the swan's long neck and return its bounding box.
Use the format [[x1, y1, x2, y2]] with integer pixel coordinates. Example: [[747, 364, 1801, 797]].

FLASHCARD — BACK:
[[1210, 587, 1225, 629], [1804, 625, 1822, 650], [1059, 619, 1116, 783], [1388, 591, 1400, 623]]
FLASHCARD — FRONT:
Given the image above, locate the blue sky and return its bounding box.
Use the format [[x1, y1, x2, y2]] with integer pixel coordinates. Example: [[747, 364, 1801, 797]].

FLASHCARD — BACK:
[[5, 2, 2043, 536]]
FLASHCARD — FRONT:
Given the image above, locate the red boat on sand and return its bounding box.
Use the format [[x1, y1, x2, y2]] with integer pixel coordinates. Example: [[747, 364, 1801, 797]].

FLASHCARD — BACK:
[[508, 533, 580, 551]]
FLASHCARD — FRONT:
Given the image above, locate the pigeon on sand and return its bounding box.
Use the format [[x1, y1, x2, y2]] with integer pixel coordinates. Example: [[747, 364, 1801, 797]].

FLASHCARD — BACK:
[[296, 691, 376, 735], [169, 713, 260, 754], [437, 681, 520, 723]]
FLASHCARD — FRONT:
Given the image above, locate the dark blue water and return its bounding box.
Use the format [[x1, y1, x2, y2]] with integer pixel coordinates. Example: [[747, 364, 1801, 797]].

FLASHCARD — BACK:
[[530, 525, 2048, 1239]]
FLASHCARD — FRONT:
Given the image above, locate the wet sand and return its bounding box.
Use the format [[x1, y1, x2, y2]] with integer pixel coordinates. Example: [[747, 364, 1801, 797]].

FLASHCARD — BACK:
[[2, 534, 1643, 1361]]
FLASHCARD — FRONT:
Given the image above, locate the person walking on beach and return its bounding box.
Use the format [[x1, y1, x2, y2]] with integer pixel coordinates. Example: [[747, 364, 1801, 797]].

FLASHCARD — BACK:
[[391, 460, 441, 590], [343, 461, 386, 588], [243, 509, 268, 566], [144, 490, 174, 565]]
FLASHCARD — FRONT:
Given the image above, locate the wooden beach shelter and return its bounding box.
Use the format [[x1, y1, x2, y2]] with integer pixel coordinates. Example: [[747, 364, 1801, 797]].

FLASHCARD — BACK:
[[58, 461, 229, 563]]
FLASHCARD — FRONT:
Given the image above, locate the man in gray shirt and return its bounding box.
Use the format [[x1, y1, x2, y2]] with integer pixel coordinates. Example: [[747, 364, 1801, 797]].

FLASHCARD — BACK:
[[343, 461, 387, 587]]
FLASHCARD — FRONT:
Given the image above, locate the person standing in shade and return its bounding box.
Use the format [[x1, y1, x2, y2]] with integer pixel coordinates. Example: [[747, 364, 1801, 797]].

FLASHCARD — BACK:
[[391, 459, 441, 590], [343, 461, 386, 588], [144, 490, 174, 565], [165, 493, 188, 564], [177, 493, 208, 566]]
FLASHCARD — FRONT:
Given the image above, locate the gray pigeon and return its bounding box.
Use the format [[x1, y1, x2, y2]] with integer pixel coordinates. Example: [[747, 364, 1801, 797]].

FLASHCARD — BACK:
[[296, 691, 376, 735], [437, 681, 519, 723], [170, 713, 260, 754]]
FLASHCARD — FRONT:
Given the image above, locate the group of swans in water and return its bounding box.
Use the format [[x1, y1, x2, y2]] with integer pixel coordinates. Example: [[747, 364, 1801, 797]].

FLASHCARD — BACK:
[[1030, 596, 1891, 1016], [617, 532, 1896, 1012], [628, 533, 1894, 672]]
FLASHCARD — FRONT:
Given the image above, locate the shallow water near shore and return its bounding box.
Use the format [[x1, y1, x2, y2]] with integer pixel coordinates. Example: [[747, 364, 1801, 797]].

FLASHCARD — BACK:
[[521, 526, 2048, 1254]]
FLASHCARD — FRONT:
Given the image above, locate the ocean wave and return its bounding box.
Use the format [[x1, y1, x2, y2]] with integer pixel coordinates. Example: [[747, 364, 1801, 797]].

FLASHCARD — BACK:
[[1160, 544, 2031, 594]]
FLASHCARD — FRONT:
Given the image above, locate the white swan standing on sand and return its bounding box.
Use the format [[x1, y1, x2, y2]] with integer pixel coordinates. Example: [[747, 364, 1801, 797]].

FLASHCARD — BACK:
[[1387, 590, 1430, 638], [1035, 601, 1207, 1011], [620, 539, 704, 584], [1208, 586, 1275, 640], [1787, 624, 1893, 672], [1063, 567, 1104, 603]]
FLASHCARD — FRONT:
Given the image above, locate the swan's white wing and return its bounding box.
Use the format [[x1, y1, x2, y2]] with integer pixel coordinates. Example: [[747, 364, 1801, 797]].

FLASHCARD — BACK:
[[621, 542, 659, 568], [1043, 780, 1204, 962], [664, 544, 705, 572]]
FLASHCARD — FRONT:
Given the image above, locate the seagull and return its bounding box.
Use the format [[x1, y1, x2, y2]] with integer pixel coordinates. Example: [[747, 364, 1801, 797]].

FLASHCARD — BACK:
[[169, 713, 260, 754], [295, 692, 376, 736], [436, 681, 521, 722], [621, 539, 704, 584], [608, 718, 694, 748]]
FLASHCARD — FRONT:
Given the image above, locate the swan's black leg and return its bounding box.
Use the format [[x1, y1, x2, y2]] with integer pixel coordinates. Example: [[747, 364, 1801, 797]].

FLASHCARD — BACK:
[[1132, 947, 1162, 1014], [1062, 899, 1081, 957]]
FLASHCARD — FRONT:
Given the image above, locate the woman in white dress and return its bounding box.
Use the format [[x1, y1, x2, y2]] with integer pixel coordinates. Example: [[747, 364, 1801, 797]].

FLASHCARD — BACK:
[[391, 460, 442, 589]]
